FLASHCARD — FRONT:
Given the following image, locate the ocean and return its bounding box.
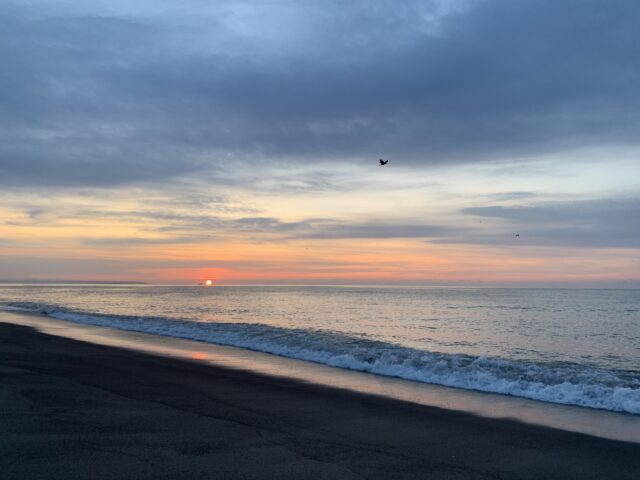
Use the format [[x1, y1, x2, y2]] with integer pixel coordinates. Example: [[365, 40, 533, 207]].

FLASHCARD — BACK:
[[1, 285, 638, 414]]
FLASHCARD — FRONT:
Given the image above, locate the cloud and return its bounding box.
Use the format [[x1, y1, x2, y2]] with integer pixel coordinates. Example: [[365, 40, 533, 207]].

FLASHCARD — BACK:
[[455, 197, 640, 248], [485, 191, 538, 202], [2, 1, 640, 188], [5, 182, 639, 249], [112, 210, 451, 240], [293, 222, 450, 240], [102, 211, 313, 235], [0, 254, 389, 281], [66, 202, 452, 241], [150, 193, 259, 214], [82, 235, 209, 246]]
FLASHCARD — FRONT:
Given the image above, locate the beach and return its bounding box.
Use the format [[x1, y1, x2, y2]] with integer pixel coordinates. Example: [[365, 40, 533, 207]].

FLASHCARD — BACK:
[[1, 314, 639, 479], [4, 1, 640, 478]]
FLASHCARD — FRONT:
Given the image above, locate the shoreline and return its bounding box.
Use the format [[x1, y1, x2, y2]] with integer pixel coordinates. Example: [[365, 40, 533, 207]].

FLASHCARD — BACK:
[[2, 309, 640, 444], [1, 317, 640, 478]]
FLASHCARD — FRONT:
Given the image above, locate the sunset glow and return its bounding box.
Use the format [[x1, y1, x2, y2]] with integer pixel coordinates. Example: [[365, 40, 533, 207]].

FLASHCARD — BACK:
[[0, 1, 639, 287]]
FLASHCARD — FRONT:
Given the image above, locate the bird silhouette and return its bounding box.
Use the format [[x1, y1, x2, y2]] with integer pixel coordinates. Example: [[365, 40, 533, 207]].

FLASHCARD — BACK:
[[515, 233, 520, 238], [379, 159, 389, 166]]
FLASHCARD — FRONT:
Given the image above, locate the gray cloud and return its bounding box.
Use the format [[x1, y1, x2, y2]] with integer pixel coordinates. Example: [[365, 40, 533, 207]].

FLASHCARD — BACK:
[[456, 197, 640, 247], [14, 192, 640, 249], [78, 209, 449, 240], [293, 222, 450, 240], [82, 235, 210, 246], [2, 1, 640, 187], [109, 211, 313, 235], [485, 191, 538, 202], [6, 189, 639, 249], [151, 193, 259, 214]]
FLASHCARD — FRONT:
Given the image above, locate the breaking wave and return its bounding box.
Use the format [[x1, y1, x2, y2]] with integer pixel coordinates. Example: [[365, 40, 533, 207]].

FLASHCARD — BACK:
[[3, 301, 639, 414]]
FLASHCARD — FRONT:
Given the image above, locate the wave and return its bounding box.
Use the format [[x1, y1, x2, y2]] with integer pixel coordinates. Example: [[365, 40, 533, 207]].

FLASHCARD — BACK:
[[3, 301, 639, 414]]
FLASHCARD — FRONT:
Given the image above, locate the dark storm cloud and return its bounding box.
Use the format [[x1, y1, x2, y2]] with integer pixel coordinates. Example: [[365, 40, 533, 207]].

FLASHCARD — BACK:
[[455, 197, 640, 248], [2, 0, 640, 188]]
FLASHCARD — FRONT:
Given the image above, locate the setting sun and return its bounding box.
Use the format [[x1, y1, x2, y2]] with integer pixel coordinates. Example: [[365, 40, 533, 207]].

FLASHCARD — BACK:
[[205, 279, 213, 286]]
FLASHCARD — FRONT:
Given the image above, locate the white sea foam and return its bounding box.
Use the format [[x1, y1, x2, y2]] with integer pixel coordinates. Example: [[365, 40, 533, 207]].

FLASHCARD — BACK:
[[3, 301, 640, 414]]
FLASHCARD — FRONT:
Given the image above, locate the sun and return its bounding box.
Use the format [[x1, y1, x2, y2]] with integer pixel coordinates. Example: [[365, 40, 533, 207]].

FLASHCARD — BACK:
[[205, 279, 213, 286]]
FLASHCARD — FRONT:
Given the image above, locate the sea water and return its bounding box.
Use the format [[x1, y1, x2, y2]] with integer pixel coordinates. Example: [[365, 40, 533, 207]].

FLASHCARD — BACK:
[[1, 285, 638, 414]]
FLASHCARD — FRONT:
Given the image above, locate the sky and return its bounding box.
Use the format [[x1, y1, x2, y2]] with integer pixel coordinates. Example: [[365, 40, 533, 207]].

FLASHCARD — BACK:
[[1, 0, 640, 286]]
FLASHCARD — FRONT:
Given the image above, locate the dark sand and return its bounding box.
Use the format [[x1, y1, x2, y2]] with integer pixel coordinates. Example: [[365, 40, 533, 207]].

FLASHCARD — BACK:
[[1, 322, 639, 480]]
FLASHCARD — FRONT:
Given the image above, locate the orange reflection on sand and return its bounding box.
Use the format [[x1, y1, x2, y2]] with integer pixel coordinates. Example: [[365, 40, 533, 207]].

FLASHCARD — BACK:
[[191, 352, 208, 360]]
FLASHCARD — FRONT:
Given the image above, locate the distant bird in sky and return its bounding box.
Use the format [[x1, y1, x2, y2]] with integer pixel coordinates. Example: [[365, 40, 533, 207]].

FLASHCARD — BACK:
[[379, 159, 388, 166], [515, 233, 520, 238]]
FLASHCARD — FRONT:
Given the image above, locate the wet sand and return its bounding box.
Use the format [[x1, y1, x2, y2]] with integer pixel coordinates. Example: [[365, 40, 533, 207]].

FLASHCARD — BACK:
[[1, 320, 639, 479]]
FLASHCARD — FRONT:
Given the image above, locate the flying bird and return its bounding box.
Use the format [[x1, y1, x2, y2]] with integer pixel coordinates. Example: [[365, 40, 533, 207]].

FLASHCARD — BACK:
[[515, 233, 520, 238], [379, 159, 389, 166]]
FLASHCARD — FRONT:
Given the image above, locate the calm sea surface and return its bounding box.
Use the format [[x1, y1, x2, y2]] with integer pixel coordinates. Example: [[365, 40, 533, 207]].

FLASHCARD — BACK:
[[1, 285, 639, 413]]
